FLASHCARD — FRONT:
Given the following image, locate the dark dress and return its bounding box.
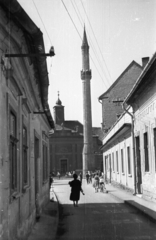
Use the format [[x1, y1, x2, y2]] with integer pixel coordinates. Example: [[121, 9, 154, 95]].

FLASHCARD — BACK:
[[69, 179, 82, 201]]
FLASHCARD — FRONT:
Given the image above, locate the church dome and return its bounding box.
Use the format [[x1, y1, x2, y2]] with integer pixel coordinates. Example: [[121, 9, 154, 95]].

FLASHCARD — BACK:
[[56, 92, 62, 106]]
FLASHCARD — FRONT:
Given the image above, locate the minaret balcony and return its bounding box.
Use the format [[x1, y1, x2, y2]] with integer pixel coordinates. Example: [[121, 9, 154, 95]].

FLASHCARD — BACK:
[[81, 70, 92, 80]]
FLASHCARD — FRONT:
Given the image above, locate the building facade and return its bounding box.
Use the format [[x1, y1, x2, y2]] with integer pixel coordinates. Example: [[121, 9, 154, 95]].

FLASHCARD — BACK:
[[98, 58, 149, 134], [49, 95, 103, 175], [125, 53, 156, 203], [101, 109, 135, 192], [100, 57, 149, 193], [0, 1, 54, 239]]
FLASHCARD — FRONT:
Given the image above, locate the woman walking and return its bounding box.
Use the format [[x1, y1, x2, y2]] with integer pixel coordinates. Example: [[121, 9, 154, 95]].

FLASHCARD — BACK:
[[69, 173, 85, 207]]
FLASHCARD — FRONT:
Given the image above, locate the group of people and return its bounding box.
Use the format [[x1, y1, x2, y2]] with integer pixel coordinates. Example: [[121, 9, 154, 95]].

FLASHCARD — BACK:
[[49, 170, 106, 207]]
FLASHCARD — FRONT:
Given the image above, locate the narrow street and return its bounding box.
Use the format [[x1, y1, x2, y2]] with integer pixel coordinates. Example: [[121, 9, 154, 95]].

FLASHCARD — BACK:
[[53, 178, 156, 240]]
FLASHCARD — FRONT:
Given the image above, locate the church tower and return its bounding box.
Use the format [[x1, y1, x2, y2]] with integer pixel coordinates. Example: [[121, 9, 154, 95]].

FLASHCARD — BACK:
[[53, 92, 64, 125], [81, 27, 94, 177]]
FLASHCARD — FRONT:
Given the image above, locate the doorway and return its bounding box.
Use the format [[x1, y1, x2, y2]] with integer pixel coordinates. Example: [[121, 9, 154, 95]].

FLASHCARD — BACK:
[[61, 159, 67, 175]]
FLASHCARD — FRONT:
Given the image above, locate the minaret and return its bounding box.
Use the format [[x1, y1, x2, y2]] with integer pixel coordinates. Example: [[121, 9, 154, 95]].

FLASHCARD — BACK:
[[81, 27, 94, 177]]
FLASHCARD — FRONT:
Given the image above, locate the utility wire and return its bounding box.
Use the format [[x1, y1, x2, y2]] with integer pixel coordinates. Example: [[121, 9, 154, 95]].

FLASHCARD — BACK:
[[32, 0, 53, 74], [71, 0, 83, 27], [61, 0, 82, 40], [61, 0, 108, 88], [80, 0, 112, 83], [32, 0, 52, 45], [72, 0, 110, 87]]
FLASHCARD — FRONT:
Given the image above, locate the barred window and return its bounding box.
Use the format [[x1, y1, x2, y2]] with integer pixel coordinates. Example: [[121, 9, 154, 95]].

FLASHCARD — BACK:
[[22, 126, 28, 186], [10, 112, 18, 191]]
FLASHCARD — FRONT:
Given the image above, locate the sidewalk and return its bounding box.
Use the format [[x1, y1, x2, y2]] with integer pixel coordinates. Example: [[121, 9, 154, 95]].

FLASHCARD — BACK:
[[107, 183, 156, 222], [27, 187, 59, 240], [27, 180, 156, 240]]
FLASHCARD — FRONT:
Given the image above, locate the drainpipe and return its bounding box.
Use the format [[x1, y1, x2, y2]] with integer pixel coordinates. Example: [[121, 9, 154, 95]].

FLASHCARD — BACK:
[[122, 103, 137, 195]]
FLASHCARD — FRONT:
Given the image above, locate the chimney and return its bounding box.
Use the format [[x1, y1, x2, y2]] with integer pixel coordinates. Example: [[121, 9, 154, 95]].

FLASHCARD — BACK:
[[142, 57, 149, 69]]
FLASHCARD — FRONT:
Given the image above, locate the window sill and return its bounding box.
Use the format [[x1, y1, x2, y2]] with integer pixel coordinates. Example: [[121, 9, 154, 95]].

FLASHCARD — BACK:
[[122, 173, 125, 175], [145, 172, 150, 174], [128, 174, 132, 177]]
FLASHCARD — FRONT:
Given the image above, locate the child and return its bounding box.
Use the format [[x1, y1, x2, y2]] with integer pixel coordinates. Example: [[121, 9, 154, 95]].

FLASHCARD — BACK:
[[99, 176, 106, 192]]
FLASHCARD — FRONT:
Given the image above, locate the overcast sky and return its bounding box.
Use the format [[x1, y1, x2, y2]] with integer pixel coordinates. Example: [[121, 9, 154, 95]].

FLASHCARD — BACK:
[[18, 0, 156, 127]]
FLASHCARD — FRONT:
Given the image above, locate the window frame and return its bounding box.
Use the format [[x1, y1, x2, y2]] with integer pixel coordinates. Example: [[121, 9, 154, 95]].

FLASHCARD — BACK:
[[144, 131, 149, 172], [127, 146, 131, 175], [22, 125, 28, 189], [116, 151, 119, 173], [121, 149, 124, 174], [10, 110, 18, 194]]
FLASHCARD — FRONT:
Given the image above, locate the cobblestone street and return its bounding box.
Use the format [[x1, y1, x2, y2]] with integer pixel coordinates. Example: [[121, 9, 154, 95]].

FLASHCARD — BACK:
[[54, 179, 156, 240]]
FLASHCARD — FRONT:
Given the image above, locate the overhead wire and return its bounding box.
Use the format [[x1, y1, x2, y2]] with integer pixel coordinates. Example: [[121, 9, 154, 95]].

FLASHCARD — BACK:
[[80, 0, 112, 83], [61, 0, 82, 40], [61, 0, 109, 88], [72, 0, 110, 88], [32, 0, 53, 75]]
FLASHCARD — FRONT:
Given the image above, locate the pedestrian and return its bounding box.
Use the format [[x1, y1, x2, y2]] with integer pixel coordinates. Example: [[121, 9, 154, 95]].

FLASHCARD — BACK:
[[49, 172, 53, 189], [89, 171, 92, 183], [79, 172, 82, 183], [57, 171, 60, 179], [86, 171, 90, 184], [93, 173, 99, 193], [69, 173, 85, 207]]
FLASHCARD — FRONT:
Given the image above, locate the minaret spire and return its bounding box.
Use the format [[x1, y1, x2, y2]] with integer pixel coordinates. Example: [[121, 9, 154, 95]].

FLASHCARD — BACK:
[[82, 26, 89, 48], [81, 27, 94, 177]]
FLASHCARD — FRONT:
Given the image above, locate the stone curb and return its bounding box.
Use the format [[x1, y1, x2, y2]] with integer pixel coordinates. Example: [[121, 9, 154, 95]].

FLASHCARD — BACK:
[[108, 191, 156, 223]]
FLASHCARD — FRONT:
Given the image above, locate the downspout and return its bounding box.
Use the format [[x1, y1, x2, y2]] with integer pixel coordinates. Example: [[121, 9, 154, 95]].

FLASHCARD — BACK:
[[98, 98, 106, 181], [122, 103, 137, 195]]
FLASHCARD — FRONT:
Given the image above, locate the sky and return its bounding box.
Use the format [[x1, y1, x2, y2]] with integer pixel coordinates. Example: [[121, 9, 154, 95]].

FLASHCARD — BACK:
[[18, 0, 156, 127]]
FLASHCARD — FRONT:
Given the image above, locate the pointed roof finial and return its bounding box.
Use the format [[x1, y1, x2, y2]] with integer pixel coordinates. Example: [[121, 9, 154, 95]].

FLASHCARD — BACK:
[[82, 25, 89, 48], [56, 91, 62, 106]]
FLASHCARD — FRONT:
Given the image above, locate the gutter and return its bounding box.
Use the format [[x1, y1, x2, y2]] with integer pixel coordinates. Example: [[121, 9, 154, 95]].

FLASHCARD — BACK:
[[122, 103, 137, 195]]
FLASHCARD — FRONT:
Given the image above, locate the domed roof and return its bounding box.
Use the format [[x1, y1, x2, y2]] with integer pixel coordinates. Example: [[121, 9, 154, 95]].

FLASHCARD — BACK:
[[56, 91, 62, 106]]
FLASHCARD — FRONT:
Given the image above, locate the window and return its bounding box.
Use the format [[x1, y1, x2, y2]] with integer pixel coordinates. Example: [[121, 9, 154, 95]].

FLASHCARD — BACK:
[[22, 126, 28, 187], [112, 152, 114, 171], [127, 146, 131, 174], [154, 128, 156, 172], [116, 151, 119, 172], [43, 143, 48, 182], [144, 132, 149, 172], [121, 149, 124, 173], [10, 112, 18, 192], [109, 154, 111, 171]]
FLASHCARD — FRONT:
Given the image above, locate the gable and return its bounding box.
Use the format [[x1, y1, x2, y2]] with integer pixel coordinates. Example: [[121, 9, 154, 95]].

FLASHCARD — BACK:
[[99, 61, 142, 100]]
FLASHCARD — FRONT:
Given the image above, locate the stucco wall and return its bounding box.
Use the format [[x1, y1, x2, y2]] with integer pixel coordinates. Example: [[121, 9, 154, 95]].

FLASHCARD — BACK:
[[133, 77, 156, 202]]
